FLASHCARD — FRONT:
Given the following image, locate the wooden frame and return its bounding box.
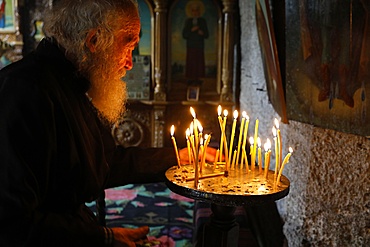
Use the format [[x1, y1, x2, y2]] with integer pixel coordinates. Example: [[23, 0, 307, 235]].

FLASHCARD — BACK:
[[255, 0, 287, 123], [187, 86, 200, 101], [0, 0, 22, 70], [272, 0, 370, 137], [0, 0, 17, 33], [167, 0, 222, 101]]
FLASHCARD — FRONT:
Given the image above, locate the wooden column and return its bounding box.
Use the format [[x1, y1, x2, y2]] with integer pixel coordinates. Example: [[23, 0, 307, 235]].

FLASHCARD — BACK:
[[153, 0, 168, 102], [220, 0, 237, 102]]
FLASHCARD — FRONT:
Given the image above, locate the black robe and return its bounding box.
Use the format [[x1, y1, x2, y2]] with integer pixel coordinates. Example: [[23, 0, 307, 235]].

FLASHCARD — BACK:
[[0, 38, 176, 247]]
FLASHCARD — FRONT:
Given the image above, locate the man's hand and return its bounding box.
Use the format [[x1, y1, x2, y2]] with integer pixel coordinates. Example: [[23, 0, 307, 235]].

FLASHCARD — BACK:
[[112, 226, 149, 247], [179, 146, 219, 164]]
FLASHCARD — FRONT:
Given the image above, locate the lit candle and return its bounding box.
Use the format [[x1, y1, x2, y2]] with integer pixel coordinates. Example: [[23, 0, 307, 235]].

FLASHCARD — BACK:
[[222, 110, 229, 171], [272, 126, 279, 178], [276, 147, 293, 185], [236, 111, 246, 167], [252, 119, 259, 170], [198, 121, 203, 147], [170, 125, 181, 168], [199, 137, 204, 174], [275, 118, 283, 173], [249, 136, 255, 172], [257, 137, 262, 174], [200, 134, 212, 172], [275, 118, 282, 171], [241, 114, 250, 168], [228, 110, 238, 165], [190, 107, 198, 149], [186, 128, 192, 165], [264, 138, 271, 178], [218, 106, 224, 162]]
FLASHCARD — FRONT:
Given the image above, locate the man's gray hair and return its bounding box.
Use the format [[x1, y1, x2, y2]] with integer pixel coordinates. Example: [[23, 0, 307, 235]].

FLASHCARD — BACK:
[[43, 0, 139, 68]]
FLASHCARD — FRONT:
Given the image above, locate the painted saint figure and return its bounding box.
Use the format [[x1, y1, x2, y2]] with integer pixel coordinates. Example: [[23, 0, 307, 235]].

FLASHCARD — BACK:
[[0, 0, 5, 28], [182, 0, 209, 85]]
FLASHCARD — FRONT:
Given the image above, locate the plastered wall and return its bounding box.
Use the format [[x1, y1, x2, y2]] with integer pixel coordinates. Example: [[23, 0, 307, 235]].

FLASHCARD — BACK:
[[239, 1, 370, 246]]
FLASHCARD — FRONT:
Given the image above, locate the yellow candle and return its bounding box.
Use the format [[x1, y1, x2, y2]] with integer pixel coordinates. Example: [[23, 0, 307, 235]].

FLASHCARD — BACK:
[[257, 137, 262, 174], [199, 137, 204, 174], [241, 114, 249, 168], [186, 129, 192, 165], [252, 119, 259, 168], [249, 136, 255, 171], [170, 125, 181, 168], [222, 110, 228, 165], [236, 111, 246, 167], [264, 138, 271, 178], [276, 147, 293, 185], [272, 126, 279, 178], [232, 150, 237, 168], [228, 110, 238, 165], [190, 107, 198, 149], [201, 134, 212, 171], [215, 149, 219, 165], [275, 118, 283, 172]]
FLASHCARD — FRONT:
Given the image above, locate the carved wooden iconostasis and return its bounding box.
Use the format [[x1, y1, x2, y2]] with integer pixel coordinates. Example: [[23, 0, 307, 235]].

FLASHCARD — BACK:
[[11, 0, 240, 149], [119, 0, 240, 148]]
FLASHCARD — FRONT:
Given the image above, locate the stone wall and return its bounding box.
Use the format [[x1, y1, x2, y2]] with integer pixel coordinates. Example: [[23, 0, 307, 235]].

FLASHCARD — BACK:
[[239, 1, 370, 246]]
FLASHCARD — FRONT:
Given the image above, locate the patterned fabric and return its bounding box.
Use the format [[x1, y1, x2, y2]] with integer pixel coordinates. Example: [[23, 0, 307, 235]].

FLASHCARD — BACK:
[[87, 182, 194, 247]]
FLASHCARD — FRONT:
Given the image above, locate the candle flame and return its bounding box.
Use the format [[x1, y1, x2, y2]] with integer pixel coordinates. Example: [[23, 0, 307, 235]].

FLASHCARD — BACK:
[[274, 118, 279, 129], [223, 109, 228, 117], [186, 128, 190, 138], [218, 105, 222, 116], [242, 111, 247, 118], [200, 137, 204, 145], [289, 147, 293, 153], [264, 138, 271, 151], [190, 107, 196, 119], [233, 110, 238, 119], [198, 121, 203, 133], [257, 137, 261, 147], [170, 125, 175, 136], [272, 126, 277, 137], [249, 136, 254, 145], [189, 122, 194, 134]]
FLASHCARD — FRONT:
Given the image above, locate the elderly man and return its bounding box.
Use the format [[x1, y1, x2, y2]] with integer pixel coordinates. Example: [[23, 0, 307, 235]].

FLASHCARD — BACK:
[[0, 0, 217, 246]]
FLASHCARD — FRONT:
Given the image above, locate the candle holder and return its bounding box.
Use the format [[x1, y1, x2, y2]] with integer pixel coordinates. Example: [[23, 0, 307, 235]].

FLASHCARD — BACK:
[[165, 163, 290, 247]]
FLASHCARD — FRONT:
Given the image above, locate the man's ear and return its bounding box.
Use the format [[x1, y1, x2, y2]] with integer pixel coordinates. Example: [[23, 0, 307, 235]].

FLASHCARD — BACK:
[[85, 29, 98, 53]]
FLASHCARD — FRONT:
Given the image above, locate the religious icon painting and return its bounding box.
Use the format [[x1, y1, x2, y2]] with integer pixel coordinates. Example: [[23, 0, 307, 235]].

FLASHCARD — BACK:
[[168, 0, 222, 101]]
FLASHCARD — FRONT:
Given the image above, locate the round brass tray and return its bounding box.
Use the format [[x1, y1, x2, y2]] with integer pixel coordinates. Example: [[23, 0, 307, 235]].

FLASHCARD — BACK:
[[165, 164, 290, 207]]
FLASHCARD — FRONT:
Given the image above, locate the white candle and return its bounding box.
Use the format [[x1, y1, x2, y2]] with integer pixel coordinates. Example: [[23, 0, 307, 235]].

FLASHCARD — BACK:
[[170, 125, 181, 168]]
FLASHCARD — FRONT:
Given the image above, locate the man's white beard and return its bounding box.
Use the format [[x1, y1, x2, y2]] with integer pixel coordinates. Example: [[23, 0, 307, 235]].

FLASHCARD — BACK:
[[88, 74, 127, 125]]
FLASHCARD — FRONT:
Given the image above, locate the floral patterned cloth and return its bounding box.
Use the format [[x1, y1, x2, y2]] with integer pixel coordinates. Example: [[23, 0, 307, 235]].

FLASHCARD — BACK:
[[87, 182, 194, 247]]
